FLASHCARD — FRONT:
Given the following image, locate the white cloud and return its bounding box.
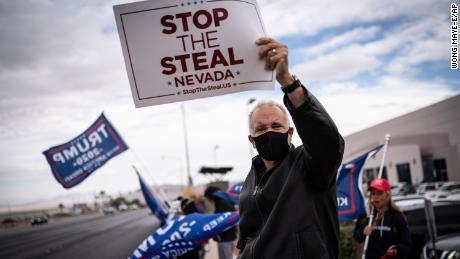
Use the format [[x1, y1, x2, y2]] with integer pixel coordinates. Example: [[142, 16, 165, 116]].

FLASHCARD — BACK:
[[293, 44, 382, 81], [0, 0, 126, 99], [291, 12, 451, 81], [259, 0, 444, 37], [383, 15, 450, 74], [303, 26, 380, 57], [316, 76, 458, 135]]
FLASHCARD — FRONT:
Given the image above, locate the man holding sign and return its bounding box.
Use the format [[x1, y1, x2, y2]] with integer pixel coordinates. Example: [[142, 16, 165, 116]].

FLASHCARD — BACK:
[[114, 1, 344, 256], [237, 38, 345, 258]]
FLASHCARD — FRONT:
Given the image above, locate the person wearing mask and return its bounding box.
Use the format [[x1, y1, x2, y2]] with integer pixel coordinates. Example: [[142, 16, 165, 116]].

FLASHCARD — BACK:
[[204, 186, 238, 259], [237, 37, 345, 258], [353, 178, 412, 259]]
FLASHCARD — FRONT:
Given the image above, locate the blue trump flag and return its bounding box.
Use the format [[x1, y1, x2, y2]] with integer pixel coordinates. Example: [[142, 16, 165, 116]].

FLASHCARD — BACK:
[[211, 182, 244, 205], [227, 181, 243, 196], [136, 170, 169, 225], [337, 145, 383, 221], [43, 113, 128, 188], [212, 190, 239, 205], [130, 212, 240, 259]]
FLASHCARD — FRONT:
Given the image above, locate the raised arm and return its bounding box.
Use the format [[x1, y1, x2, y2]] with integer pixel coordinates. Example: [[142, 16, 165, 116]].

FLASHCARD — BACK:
[[257, 37, 344, 189], [285, 88, 344, 189]]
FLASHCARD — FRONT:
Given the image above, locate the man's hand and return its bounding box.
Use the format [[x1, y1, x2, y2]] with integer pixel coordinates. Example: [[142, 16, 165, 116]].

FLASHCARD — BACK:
[[256, 37, 294, 87], [256, 37, 306, 108]]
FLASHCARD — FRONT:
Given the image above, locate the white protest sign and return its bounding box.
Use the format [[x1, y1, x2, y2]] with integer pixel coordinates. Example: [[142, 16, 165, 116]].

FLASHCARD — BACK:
[[114, 0, 274, 108]]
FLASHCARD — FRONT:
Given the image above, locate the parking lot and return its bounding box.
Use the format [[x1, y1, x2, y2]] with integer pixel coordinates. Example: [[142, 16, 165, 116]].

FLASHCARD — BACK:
[[392, 181, 460, 258]]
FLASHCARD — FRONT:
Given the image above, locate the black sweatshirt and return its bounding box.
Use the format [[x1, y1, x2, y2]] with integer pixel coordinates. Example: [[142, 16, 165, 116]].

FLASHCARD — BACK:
[[237, 87, 345, 259], [210, 195, 237, 242], [353, 208, 412, 259]]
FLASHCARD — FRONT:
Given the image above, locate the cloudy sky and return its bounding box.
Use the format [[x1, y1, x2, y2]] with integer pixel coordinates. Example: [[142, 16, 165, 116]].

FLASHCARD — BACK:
[[1, 0, 459, 207]]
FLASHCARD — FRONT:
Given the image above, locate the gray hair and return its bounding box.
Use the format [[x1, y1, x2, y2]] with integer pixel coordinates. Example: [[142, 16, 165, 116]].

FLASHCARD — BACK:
[[248, 101, 290, 134]]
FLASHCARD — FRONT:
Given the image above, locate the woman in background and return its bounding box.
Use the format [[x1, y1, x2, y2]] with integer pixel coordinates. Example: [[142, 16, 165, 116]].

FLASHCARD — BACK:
[[178, 187, 205, 259], [353, 178, 412, 259]]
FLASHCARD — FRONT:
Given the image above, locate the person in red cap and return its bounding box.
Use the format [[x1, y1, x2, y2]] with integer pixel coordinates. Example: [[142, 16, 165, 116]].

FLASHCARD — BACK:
[[353, 178, 412, 259]]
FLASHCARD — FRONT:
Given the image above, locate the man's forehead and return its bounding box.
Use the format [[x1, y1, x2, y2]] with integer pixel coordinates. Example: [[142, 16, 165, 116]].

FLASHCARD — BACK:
[[251, 105, 287, 123]]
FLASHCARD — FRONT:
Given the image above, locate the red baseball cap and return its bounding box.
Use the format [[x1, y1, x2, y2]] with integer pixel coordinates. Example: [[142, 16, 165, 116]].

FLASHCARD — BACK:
[[369, 178, 391, 191]]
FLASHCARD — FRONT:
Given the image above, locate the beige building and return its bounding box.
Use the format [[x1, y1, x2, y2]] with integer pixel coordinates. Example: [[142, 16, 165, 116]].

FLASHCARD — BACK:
[[343, 94, 460, 185]]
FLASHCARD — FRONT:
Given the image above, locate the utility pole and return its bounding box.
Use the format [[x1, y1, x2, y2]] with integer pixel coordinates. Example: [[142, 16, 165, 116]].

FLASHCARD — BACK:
[[181, 103, 193, 186]]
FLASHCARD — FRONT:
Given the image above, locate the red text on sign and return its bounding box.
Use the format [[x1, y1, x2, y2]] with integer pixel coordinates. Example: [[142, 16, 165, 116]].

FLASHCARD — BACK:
[[161, 8, 229, 34], [161, 47, 243, 75]]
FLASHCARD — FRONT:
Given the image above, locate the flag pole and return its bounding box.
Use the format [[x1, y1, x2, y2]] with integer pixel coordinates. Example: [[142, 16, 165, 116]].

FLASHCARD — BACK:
[[361, 134, 391, 259], [132, 164, 170, 210], [128, 149, 171, 203], [376, 134, 391, 179]]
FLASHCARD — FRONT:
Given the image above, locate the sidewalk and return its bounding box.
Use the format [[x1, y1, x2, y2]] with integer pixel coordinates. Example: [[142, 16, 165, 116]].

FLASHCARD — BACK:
[[204, 240, 237, 259]]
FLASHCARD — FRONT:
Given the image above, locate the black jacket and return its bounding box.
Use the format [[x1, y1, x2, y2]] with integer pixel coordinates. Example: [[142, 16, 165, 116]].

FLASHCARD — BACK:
[[237, 89, 345, 259], [353, 208, 412, 259], [181, 198, 198, 214], [210, 195, 238, 242]]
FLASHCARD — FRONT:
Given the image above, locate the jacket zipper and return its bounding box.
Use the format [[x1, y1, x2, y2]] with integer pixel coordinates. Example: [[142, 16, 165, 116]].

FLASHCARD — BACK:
[[250, 235, 259, 259], [254, 190, 266, 225], [252, 172, 269, 226], [295, 233, 303, 259], [250, 172, 267, 259], [251, 168, 274, 259]]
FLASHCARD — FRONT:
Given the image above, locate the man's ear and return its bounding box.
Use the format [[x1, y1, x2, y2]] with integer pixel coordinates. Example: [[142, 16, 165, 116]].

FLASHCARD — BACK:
[[248, 135, 256, 148], [287, 127, 294, 144]]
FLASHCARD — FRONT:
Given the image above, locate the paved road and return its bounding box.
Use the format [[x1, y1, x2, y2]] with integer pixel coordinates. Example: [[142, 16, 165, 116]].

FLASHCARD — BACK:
[[0, 209, 159, 259]]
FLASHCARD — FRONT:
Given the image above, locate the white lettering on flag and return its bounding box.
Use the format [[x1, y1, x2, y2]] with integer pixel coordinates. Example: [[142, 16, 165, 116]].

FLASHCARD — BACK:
[[337, 197, 349, 207]]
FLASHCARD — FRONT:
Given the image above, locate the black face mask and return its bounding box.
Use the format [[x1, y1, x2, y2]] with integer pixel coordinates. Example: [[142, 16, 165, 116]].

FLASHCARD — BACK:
[[253, 131, 290, 161]]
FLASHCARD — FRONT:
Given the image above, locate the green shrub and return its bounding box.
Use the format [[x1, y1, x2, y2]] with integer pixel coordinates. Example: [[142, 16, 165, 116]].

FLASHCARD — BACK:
[[340, 221, 361, 259]]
